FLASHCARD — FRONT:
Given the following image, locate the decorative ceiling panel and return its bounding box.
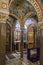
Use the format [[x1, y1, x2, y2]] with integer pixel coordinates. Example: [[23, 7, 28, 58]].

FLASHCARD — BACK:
[[9, 0, 36, 19]]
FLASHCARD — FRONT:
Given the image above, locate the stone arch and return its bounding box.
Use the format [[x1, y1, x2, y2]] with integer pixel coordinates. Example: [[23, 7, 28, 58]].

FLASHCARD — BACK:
[[23, 12, 37, 24], [28, 23, 37, 32], [7, 21, 12, 27], [27, 0, 43, 22], [9, 12, 21, 22], [24, 18, 38, 27], [9, 0, 43, 22]]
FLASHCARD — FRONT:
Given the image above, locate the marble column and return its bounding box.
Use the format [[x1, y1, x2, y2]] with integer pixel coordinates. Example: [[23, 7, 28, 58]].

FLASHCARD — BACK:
[[20, 23, 24, 58], [0, 23, 6, 65], [11, 22, 16, 52]]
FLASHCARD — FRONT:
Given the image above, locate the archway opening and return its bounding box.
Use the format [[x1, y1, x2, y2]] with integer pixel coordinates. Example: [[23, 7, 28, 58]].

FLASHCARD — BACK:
[[23, 18, 40, 62], [13, 20, 21, 52], [5, 15, 21, 61], [5, 0, 41, 65]]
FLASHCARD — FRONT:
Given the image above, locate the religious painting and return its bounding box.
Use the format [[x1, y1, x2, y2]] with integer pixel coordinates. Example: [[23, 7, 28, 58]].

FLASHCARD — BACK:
[[28, 32, 34, 43]]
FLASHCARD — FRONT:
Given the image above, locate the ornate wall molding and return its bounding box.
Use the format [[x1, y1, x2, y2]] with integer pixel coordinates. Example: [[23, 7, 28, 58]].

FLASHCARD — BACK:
[[23, 12, 36, 23], [10, 12, 21, 22], [27, 0, 43, 22], [0, 0, 9, 23], [9, 0, 43, 24]]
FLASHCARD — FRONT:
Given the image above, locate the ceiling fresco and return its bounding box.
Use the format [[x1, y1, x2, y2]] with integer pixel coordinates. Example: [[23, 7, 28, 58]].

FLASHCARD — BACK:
[[9, 0, 36, 19]]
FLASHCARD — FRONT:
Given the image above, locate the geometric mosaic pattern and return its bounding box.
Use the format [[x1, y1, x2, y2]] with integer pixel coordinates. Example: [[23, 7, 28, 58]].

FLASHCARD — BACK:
[[9, 0, 35, 18], [6, 52, 40, 65]]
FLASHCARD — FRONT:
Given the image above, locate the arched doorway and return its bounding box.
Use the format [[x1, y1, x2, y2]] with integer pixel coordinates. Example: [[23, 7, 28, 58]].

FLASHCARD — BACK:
[[13, 20, 21, 52], [23, 18, 40, 62], [6, 15, 21, 54], [5, 0, 42, 65]]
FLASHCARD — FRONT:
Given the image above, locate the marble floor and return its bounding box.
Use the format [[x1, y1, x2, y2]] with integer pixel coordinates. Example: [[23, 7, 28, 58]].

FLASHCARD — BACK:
[[6, 52, 40, 65]]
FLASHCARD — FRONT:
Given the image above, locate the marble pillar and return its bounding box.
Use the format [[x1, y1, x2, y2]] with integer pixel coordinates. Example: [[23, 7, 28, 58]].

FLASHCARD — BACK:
[[20, 23, 24, 58], [0, 23, 6, 65]]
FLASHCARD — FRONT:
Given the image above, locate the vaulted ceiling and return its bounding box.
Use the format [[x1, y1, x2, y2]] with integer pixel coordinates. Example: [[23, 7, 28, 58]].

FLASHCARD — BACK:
[[7, 0, 43, 28], [9, 0, 36, 19]]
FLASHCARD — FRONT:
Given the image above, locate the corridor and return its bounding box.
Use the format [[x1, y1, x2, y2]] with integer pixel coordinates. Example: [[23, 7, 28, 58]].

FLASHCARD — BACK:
[[0, 0, 43, 65]]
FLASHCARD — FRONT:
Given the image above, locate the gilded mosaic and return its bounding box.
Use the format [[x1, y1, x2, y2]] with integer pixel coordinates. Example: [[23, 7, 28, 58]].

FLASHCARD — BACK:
[[9, 0, 35, 18]]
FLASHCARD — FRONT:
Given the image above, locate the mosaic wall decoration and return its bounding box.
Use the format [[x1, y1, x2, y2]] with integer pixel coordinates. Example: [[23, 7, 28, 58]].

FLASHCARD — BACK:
[[0, 0, 9, 22], [9, 0, 35, 18], [0, 0, 9, 10]]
